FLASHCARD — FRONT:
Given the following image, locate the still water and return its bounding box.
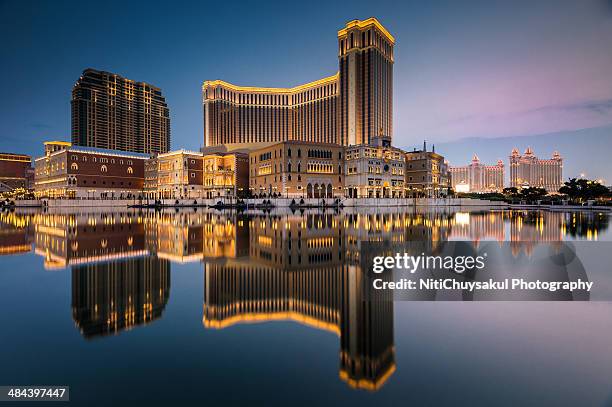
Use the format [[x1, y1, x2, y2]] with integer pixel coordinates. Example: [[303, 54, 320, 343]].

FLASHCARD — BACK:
[[0, 207, 611, 406]]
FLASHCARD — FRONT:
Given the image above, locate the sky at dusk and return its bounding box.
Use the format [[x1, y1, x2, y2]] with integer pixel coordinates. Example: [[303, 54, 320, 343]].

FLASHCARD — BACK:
[[1, 0, 612, 165]]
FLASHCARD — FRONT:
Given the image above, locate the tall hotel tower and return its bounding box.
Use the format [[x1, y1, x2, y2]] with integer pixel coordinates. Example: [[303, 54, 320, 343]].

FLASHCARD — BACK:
[[202, 18, 394, 148], [71, 69, 171, 154]]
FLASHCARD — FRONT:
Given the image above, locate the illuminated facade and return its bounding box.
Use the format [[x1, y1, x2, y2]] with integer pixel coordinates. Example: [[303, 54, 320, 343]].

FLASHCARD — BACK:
[[249, 141, 344, 198], [509, 147, 563, 192], [72, 68, 170, 155], [0, 152, 32, 190], [405, 143, 450, 198], [34, 142, 149, 199], [144, 150, 249, 199], [344, 136, 405, 198], [202, 18, 394, 148], [33, 141, 148, 199], [449, 155, 505, 193]]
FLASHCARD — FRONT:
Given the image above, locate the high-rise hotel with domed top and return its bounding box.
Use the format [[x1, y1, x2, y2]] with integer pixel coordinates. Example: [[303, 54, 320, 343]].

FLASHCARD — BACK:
[[202, 18, 394, 149]]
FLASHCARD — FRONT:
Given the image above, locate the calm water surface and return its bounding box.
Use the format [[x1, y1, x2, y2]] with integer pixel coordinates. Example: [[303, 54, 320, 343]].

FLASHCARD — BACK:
[[0, 208, 611, 406]]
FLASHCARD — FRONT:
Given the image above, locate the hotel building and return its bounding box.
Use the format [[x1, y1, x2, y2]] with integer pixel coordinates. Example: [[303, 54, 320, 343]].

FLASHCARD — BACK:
[[249, 141, 344, 199], [449, 155, 505, 193], [0, 152, 32, 191], [34, 141, 148, 199], [72, 68, 171, 155], [344, 136, 406, 198], [405, 143, 450, 198], [509, 147, 563, 192], [202, 18, 394, 148], [144, 150, 249, 199]]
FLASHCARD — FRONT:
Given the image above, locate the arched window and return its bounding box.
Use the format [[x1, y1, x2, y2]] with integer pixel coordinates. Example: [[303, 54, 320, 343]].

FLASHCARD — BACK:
[[127, 166, 133, 174], [100, 165, 107, 172], [288, 163, 292, 172], [71, 163, 78, 171]]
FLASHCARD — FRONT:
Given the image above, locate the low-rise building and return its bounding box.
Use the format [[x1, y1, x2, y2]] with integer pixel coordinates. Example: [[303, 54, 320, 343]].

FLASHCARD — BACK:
[[155, 150, 205, 199], [202, 152, 249, 199], [344, 136, 406, 198], [249, 141, 344, 199], [144, 150, 249, 200], [34, 141, 148, 199], [0, 152, 32, 191], [405, 142, 450, 198]]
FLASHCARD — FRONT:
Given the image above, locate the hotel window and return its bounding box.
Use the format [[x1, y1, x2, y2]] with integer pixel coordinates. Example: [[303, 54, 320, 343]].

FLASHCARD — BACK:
[[127, 167, 133, 174], [82, 157, 87, 162], [71, 163, 78, 171], [101, 165, 107, 173]]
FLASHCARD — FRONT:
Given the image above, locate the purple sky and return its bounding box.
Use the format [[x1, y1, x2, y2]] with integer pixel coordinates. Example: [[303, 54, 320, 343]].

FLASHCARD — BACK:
[[397, 0, 612, 142]]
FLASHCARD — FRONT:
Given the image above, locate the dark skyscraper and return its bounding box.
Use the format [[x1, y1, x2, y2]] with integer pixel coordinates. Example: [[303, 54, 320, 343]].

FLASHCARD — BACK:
[[71, 68, 170, 154]]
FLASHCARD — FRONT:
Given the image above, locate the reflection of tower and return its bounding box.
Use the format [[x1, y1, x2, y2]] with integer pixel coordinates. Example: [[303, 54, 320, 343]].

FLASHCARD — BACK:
[[71, 256, 170, 338], [203, 213, 396, 391], [339, 263, 395, 391]]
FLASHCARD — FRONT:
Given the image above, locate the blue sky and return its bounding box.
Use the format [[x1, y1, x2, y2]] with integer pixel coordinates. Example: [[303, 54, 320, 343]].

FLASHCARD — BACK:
[[1, 0, 611, 163]]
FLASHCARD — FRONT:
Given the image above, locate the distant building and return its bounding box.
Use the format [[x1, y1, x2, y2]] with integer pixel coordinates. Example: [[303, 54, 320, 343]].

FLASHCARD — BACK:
[[34, 141, 148, 199], [249, 141, 344, 199], [449, 155, 504, 193], [0, 152, 32, 191], [203, 17, 394, 148], [405, 142, 450, 198], [509, 147, 563, 192], [71, 68, 170, 155], [344, 136, 405, 198]]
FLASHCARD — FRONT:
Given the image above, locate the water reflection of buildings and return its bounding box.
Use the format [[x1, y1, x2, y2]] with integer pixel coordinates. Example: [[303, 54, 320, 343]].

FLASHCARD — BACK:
[[5, 208, 611, 379], [27, 212, 171, 338], [0, 211, 33, 255], [204, 212, 396, 391], [72, 256, 170, 338]]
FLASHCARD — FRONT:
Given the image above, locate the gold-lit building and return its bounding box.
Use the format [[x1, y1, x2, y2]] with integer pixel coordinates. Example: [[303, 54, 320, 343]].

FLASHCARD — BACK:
[[202, 18, 394, 148], [144, 150, 249, 199], [344, 136, 406, 198], [249, 141, 344, 198], [509, 147, 563, 192], [405, 143, 450, 198], [450, 155, 505, 193]]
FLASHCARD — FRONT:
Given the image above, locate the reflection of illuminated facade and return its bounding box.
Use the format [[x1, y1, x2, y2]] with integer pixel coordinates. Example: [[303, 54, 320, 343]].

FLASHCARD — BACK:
[[450, 155, 504, 193], [204, 212, 396, 391], [72, 256, 170, 338], [449, 211, 507, 243], [203, 18, 394, 148], [33, 212, 147, 269], [0, 212, 33, 255], [509, 147, 563, 192]]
